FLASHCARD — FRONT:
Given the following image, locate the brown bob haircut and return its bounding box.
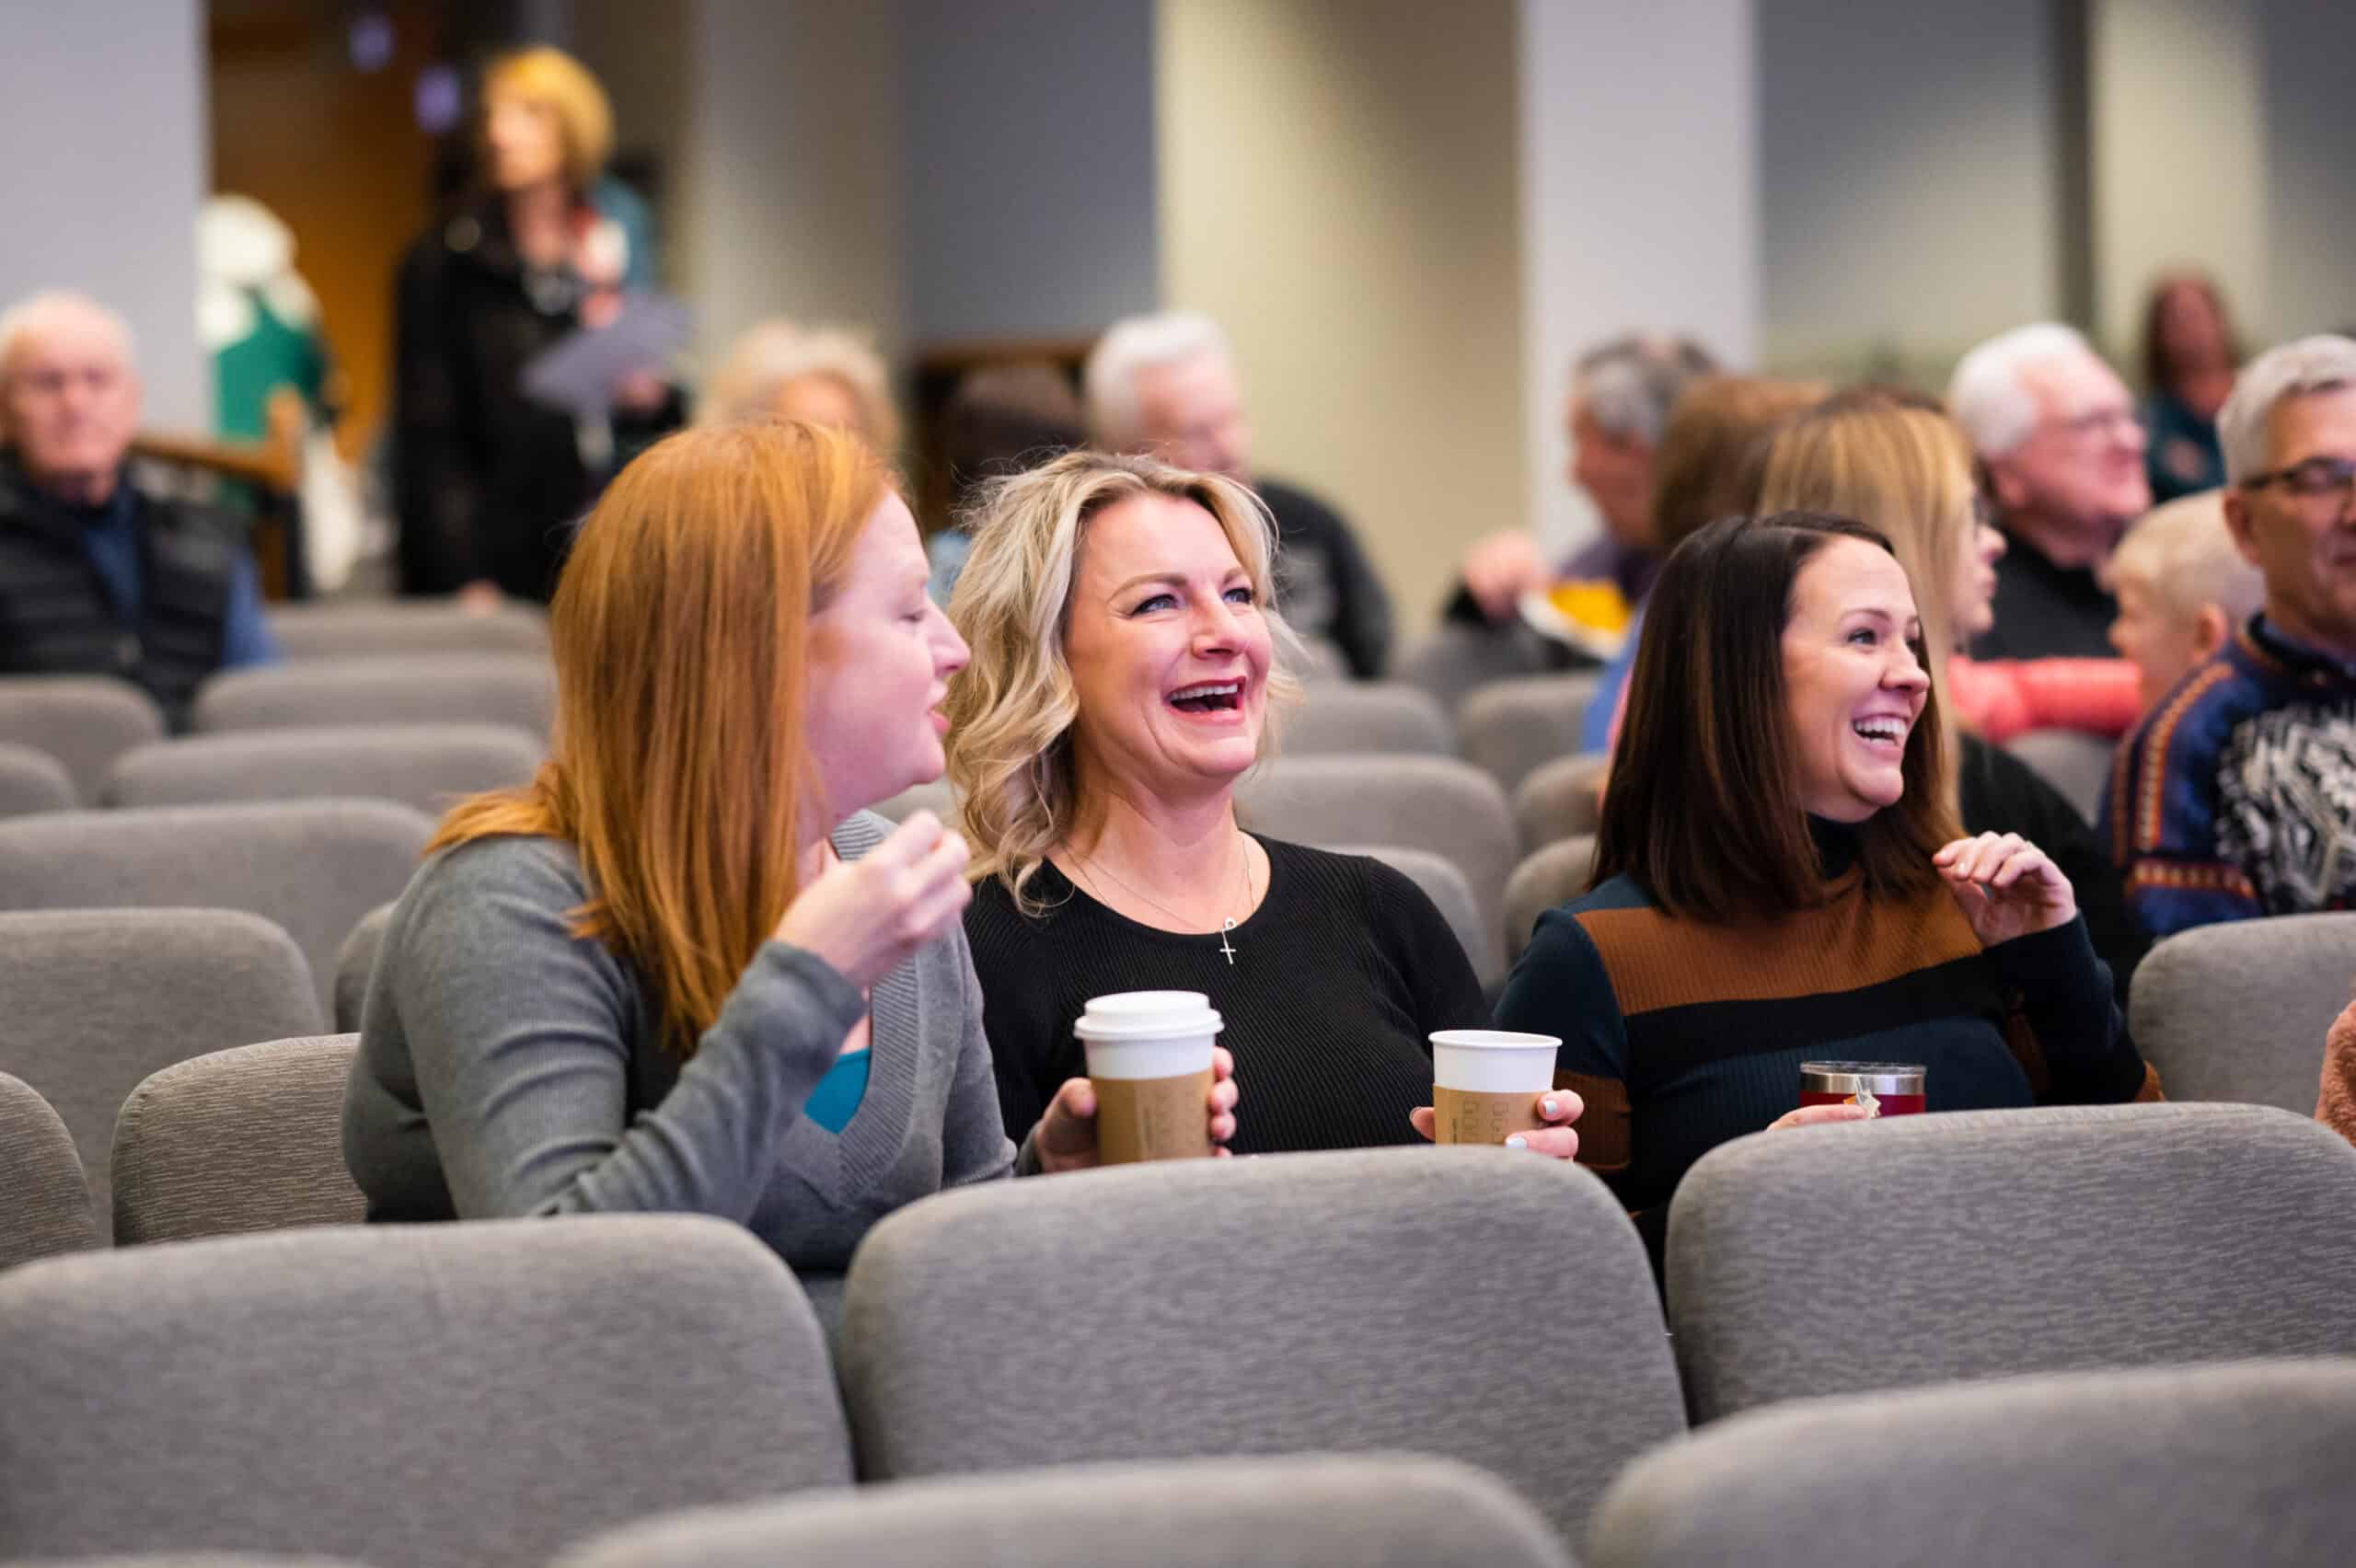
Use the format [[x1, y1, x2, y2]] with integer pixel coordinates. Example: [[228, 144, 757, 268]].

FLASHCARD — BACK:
[[1595, 510, 1958, 921]]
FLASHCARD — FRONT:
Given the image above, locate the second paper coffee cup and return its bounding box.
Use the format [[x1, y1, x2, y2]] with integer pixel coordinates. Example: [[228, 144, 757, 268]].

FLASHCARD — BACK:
[[1075, 990, 1220, 1164], [1429, 1030, 1562, 1145]]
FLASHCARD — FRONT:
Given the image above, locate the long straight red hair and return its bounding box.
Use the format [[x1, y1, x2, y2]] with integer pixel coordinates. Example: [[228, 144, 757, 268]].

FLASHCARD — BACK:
[[430, 421, 886, 1053]]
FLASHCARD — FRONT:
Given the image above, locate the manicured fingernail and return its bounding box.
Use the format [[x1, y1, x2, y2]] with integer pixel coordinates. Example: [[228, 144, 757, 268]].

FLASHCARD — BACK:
[[1541, 1098, 1558, 1117], [1506, 1135, 1529, 1149]]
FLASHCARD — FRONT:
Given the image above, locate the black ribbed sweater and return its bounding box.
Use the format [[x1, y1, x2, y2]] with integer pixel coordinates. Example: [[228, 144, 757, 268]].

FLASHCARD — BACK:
[[965, 836, 1487, 1155]]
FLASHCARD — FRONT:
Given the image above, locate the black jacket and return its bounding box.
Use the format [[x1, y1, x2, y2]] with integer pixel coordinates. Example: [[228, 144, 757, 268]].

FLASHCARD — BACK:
[[0, 459, 238, 730], [391, 198, 679, 601]]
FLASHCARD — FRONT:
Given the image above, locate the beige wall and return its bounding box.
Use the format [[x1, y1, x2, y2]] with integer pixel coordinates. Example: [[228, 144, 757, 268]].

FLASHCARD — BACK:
[[1157, 0, 1525, 637], [2090, 0, 2265, 365]]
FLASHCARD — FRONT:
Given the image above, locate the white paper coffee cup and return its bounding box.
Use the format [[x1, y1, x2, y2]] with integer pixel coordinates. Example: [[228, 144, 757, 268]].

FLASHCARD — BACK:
[[1075, 991, 1221, 1163], [1429, 1029, 1561, 1146]]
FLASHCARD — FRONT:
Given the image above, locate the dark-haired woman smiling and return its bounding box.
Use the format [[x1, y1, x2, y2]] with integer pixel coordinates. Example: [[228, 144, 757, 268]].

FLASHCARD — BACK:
[[1497, 513, 2154, 1257]]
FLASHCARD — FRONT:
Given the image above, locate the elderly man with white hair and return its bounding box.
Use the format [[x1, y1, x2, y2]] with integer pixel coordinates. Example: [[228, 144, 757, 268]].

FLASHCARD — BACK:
[[1948, 322, 2152, 661], [2104, 334, 2356, 936], [0, 290, 278, 727], [1084, 311, 1393, 678]]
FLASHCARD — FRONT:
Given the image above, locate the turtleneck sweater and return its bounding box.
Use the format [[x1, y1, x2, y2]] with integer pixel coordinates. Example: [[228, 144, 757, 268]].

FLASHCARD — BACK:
[[1494, 815, 2151, 1258]]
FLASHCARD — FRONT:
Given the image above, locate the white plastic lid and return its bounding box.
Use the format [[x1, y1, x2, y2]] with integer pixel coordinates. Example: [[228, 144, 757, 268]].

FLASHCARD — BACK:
[[1074, 989, 1225, 1042]]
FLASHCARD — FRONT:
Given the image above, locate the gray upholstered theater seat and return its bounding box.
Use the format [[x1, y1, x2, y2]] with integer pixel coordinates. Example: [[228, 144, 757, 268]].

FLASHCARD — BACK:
[[2130, 912, 2356, 1113], [0, 908, 322, 1240], [111, 1034, 367, 1245], [0, 675, 165, 801], [1238, 755, 1516, 950], [1394, 623, 1562, 710], [265, 600, 549, 660], [0, 1071, 98, 1271], [104, 723, 541, 817], [193, 653, 557, 741], [1281, 681, 1453, 755], [0, 800, 432, 1017], [0, 1216, 851, 1568], [1588, 1360, 2356, 1568], [1666, 1103, 2356, 1423], [1456, 673, 1602, 793], [1513, 750, 1609, 853], [1504, 835, 1597, 965], [1330, 842, 1496, 981], [2005, 728, 2118, 826], [333, 903, 395, 1033], [838, 1147, 1682, 1541], [0, 741, 75, 820], [556, 1455, 1575, 1568]]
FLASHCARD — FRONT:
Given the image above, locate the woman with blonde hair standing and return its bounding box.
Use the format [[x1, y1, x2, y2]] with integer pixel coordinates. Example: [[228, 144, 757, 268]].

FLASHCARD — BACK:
[[945, 450, 1581, 1157], [345, 423, 1234, 1325]]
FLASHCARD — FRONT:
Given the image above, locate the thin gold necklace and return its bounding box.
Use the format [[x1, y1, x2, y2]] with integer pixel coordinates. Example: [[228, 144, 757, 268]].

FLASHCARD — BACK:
[[1074, 833, 1254, 965]]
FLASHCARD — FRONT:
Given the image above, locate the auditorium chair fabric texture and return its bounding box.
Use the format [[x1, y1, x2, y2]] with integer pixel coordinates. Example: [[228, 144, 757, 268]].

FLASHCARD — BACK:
[[2128, 912, 2356, 1114], [1587, 1359, 2356, 1568], [335, 903, 396, 1033], [110, 1034, 367, 1246], [2004, 727, 2117, 827], [1395, 624, 1568, 711], [1456, 674, 1603, 793], [1665, 1104, 2356, 1423], [552, 1455, 1575, 1568], [0, 908, 322, 1242], [1513, 751, 1610, 854], [0, 742, 75, 819], [264, 601, 550, 660], [0, 1216, 851, 1568], [103, 722, 543, 817], [1276, 680, 1453, 755], [0, 799, 433, 1018], [0, 1071, 98, 1270], [1506, 835, 1598, 964], [0, 674, 165, 801], [192, 653, 558, 740], [837, 1147, 1684, 1541]]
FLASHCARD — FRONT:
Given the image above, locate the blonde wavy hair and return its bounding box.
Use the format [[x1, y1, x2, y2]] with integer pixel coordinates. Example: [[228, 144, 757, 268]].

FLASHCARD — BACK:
[[1755, 399, 1980, 806], [944, 450, 1307, 910]]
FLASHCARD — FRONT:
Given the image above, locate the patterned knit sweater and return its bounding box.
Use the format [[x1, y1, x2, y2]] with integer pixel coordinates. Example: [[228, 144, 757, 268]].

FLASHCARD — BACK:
[[2103, 616, 2356, 938]]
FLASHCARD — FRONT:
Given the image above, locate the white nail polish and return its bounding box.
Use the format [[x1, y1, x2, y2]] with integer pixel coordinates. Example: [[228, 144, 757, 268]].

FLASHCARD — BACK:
[[1506, 1135, 1529, 1149], [1541, 1098, 1558, 1117]]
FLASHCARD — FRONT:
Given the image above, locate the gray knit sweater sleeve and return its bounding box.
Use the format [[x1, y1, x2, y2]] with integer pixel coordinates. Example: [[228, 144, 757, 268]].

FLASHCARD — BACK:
[[387, 836, 865, 1223]]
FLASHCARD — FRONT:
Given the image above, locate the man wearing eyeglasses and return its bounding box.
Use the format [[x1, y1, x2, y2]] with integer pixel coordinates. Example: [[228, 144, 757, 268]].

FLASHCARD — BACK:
[[2104, 334, 2356, 936], [1948, 323, 2153, 662]]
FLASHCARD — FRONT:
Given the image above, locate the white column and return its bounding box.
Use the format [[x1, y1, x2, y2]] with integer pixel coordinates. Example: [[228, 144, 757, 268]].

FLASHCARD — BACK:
[[2088, 0, 2266, 361], [1519, 0, 1761, 560], [0, 0, 209, 427]]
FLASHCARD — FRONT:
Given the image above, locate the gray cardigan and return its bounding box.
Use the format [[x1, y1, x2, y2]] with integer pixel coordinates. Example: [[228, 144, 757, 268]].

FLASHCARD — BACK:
[[342, 810, 1022, 1295]]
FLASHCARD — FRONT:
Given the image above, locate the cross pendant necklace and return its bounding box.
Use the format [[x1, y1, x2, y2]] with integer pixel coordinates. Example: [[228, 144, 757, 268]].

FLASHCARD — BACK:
[[1075, 833, 1253, 964], [1218, 918, 1238, 964]]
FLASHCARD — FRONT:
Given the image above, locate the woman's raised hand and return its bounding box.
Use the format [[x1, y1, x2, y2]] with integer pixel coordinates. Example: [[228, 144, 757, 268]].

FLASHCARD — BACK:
[[1933, 831, 2077, 948], [774, 812, 972, 990]]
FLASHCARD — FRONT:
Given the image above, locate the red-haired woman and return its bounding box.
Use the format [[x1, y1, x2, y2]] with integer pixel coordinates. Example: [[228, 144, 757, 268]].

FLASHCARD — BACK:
[[344, 421, 1236, 1326]]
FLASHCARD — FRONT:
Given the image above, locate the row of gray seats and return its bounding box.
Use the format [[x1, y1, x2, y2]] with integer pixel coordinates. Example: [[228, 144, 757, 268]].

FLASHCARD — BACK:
[[5, 1112, 2356, 1564]]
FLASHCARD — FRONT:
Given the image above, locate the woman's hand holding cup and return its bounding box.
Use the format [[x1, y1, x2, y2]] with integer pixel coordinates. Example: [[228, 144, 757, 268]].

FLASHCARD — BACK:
[[1934, 831, 2077, 947], [1034, 1046, 1239, 1174], [773, 811, 972, 991], [1410, 1090, 1583, 1158]]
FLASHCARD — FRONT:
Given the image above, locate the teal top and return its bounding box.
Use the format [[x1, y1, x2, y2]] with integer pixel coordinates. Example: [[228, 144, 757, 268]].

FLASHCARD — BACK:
[[803, 1049, 872, 1134]]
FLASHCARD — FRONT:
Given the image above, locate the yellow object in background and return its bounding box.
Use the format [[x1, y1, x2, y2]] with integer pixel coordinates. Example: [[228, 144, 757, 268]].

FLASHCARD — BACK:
[[1544, 580, 1634, 636]]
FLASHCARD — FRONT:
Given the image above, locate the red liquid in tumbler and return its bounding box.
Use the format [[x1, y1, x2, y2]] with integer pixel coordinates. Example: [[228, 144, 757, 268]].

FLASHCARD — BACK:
[[1798, 1089, 1926, 1116]]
